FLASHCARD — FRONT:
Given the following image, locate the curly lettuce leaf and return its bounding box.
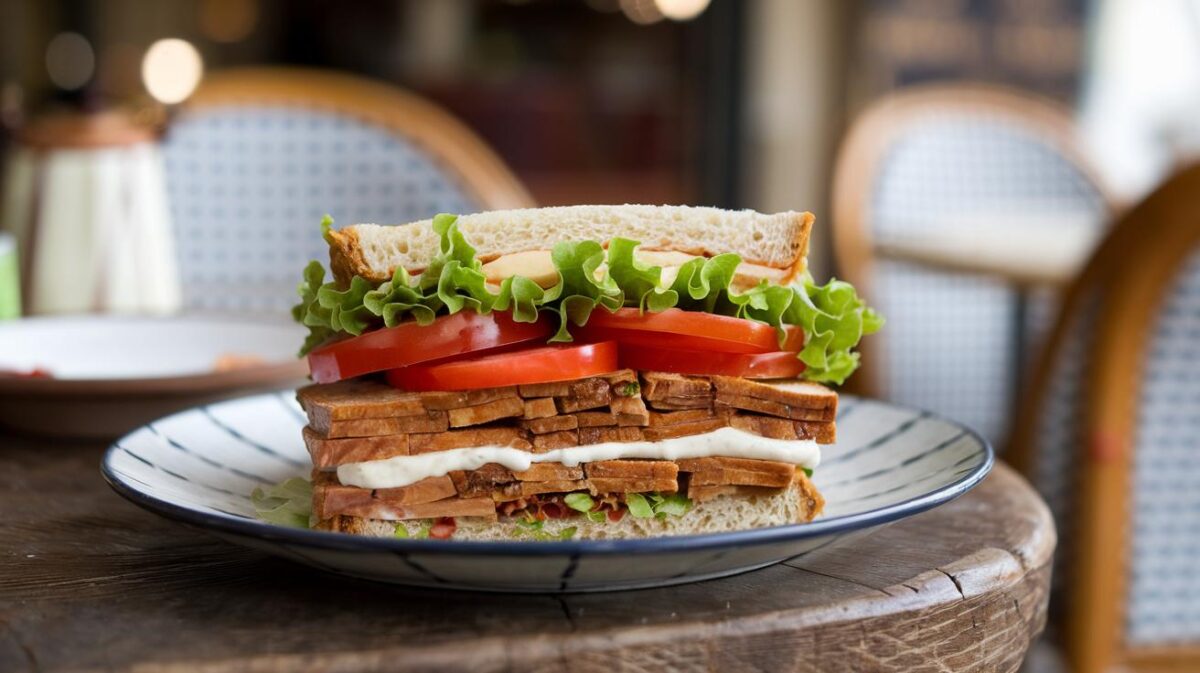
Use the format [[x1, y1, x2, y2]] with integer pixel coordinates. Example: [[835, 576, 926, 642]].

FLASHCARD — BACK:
[[251, 478, 312, 528], [784, 274, 884, 384], [292, 213, 882, 384]]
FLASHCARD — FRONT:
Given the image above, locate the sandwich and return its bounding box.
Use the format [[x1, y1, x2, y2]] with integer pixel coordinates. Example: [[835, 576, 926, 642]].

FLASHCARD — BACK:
[[265, 205, 881, 540]]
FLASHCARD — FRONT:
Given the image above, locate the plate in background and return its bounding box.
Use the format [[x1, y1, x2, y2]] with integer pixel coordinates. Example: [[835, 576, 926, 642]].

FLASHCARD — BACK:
[[102, 393, 993, 592], [0, 315, 308, 439]]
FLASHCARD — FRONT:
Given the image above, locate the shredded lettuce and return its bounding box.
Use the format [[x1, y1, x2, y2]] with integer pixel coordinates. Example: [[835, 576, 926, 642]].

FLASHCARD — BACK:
[[293, 214, 882, 384], [564, 492, 595, 513], [512, 518, 577, 541], [250, 478, 312, 528], [624, 493, 655, 518], [648, 492, 692, 518]]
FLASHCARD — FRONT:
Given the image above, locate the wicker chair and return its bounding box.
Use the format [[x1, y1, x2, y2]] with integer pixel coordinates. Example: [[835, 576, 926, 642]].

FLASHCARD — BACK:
[[162, 67, 534, 313], [1010, 164, 1200, 673], [831, 84, 1113, 444]]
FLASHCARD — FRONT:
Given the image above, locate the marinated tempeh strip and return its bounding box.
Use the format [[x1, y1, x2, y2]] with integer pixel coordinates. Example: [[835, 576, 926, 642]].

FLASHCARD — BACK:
[[648, 408, 720, 426], [610, 395, 649, 426], [710, 376, 836, 414], [531, 430, 579, 451], [641, 418, 726, 441], [715, 393, 834, 422], [409, 427, 529, 453], [449, 464, 514, 497], [645, 397, 712, 411], [322, 412, 449, 439], [304, 427, 409, 469], [374, 476, 458, 505], [512, 463, 584, 481], [585, 459, 678, 480], [299, 380, 521, 430], [298, 380, 426, 424], [520, 414, 578, 434], [522, 398, 558, 419], [574, 411, 618, 427], [448, 397, 526, 428], [677, 456, 796, 488], [640, 372, 711, 400], [578, 426, 644, 445], [589, 476, 679, 495]]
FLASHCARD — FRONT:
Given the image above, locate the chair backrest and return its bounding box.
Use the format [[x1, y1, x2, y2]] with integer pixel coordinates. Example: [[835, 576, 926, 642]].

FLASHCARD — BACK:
[[1011, 164, 1200, 673], [162, 67, 534, 313], [831, 84, 1113, 444]]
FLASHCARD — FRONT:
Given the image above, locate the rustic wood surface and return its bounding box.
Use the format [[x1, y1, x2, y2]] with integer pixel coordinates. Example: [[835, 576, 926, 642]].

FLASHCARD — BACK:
[[0, 434, 1055, 673]]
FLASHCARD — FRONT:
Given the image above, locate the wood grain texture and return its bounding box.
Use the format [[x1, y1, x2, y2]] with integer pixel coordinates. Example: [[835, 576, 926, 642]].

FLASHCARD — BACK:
[[0, 436, 1053, 673]]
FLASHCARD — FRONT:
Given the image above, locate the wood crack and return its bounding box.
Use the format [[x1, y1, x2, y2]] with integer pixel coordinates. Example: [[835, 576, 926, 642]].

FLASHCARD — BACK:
[[555, 596, 577, 632], [937, 568, 966, 600], [789, 566, 892, 598]]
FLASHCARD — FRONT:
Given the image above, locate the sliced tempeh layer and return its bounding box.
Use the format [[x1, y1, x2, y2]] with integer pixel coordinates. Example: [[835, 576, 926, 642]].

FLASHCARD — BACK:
[[315, 454, 807, 519]]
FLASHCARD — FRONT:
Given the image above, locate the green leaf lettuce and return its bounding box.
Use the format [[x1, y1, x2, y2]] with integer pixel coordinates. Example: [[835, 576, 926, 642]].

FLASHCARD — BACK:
[[291, 214, 881, 384]]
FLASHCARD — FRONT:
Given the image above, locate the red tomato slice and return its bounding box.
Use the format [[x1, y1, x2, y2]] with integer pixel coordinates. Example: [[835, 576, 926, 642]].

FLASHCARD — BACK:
[[308, 311, 552, 384], [781, 325, 805, 352], [387, 341, 619, 391], [617, 343, 805, 379], [429, 517, 457, 539], [579, 308, 780, 353]]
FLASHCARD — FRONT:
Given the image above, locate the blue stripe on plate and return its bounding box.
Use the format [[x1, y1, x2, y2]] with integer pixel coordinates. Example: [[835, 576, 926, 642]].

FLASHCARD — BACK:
[[836, 459, 979, 506], [276, 392, 309, 427], [821, 411, 931, 467], [119, 442, 250, 500], [201, 406, 306, 468], [147, 425, 273, 484], [820, 430, 968, 489], [835, 399, 861, 421], [116, 446, 250, 515]]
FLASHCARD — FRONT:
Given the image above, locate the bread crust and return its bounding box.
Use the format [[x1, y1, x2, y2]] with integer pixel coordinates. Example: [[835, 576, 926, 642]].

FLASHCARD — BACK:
[[328, 206, 814, 285]]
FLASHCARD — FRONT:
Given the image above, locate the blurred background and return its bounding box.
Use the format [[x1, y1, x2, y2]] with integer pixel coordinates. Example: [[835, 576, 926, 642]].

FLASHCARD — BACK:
[[2, 2, 1200, 671]]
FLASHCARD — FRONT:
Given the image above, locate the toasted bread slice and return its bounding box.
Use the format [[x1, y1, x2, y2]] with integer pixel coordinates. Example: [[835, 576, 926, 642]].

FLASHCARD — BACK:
[[327, 205, 813, 286], [315, 475, 824, 539]]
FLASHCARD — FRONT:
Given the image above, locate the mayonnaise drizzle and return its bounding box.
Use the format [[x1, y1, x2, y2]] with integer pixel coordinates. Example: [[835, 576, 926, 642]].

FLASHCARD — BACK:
[[336, 427, 821, 490]]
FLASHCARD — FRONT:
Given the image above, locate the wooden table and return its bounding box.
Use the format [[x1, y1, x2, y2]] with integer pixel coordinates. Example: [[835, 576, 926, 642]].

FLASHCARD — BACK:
[[0, 435, 1055, 673]]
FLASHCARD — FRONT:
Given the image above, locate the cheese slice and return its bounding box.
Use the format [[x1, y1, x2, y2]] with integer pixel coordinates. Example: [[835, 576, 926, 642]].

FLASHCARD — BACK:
[[480, 249, 796, 292]]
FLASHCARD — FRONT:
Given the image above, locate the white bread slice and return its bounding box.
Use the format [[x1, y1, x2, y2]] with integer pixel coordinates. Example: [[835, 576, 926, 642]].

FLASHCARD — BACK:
[[318, 476, 824, 541], [328, 205, 814, 286]]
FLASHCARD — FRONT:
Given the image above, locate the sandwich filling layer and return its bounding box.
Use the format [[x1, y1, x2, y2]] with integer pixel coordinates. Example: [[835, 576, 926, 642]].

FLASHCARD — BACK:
[[337, 427, 820, 489]]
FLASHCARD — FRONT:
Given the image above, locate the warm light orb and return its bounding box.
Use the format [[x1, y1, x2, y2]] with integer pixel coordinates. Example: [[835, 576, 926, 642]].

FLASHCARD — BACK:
[[141, 38, 204, 104], [620, 0, 664, 25], [45, 32, 95, 90], [654, 0, 711, 21]]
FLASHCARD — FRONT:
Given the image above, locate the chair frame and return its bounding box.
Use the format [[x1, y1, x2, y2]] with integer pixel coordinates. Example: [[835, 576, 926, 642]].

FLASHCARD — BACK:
[[181, 66, 535, 211], [1010, 164, 1200, 673], [830, 82, 1115, 397]]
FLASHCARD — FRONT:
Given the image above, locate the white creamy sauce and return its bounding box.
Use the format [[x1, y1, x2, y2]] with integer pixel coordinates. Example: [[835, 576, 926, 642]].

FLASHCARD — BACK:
[[336, 426, 821, 490]]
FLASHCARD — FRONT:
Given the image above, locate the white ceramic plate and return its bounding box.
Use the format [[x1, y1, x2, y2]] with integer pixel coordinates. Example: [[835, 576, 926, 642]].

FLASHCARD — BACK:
[[0, 315, 308, 438], [102, 393, 993, 592]]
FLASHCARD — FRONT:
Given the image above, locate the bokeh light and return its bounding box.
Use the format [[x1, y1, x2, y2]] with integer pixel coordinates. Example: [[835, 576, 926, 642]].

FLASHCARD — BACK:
[[620, 0, 664, 25], [45, 32, 95, 90], [198, 0, 259, 43], [655, 0, 711, 21], [141, 38, 204, 104]]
